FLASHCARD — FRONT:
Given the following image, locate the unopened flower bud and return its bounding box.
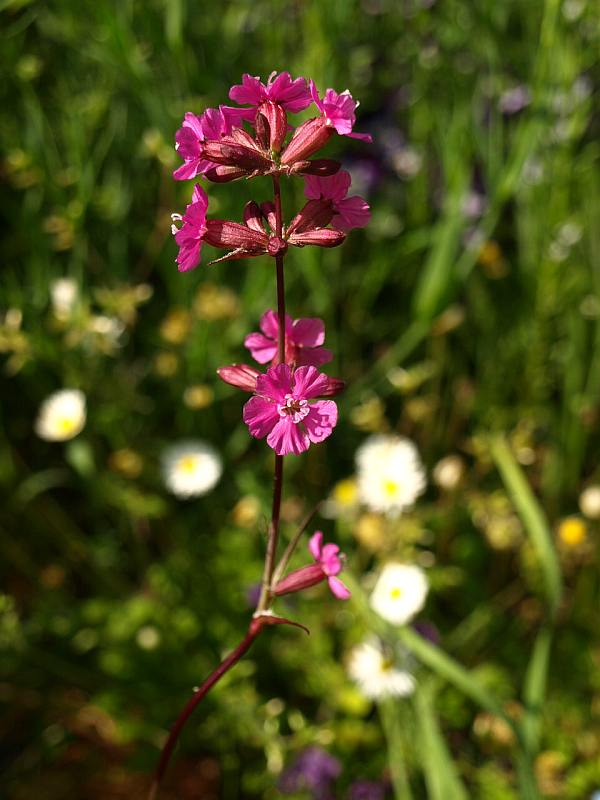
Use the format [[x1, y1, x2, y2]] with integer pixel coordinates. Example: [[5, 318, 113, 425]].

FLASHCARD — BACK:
[[204, 165, 248, 183], [217, 364, 260, 392], [280, 117, 333, 165], [321, 377, 346, 397], [204, 219, 268, 252], [288, 228, 346, 248], [273, 563, 325, 596], [202, 139, 273, 172], [291, 158, 342, 177], [257, 100, 288, 154]]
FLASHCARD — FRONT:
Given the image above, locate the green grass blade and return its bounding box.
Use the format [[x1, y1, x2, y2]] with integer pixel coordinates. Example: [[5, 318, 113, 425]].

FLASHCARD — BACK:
[[414, 682, 468, 800], [489, 434, 562, 615]]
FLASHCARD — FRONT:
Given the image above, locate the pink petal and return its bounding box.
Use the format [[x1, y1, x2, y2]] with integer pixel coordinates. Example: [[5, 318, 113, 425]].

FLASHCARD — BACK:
[[191, 183, 209, 209], [328, 576, 351, 600], [259, 309, 280, 340], [229, 74, 266, 106], [309, 80, 324, 114], [321, 542, 340, 562], [244, 332, 278, 364], [256, 363, 293, 402], [181, 111, 204, 140], [332, 196, 371, 231], [266, 417, 310, 456], [292, 366, 330, 400], [292, 317, 326, 348], [304, 172, 351, 203], [242, 396, 279, 439], [173, 159, 203, 181], [303, 400, 338, 443], [176, 240, 201, 272], [308, 531, 323, 561], [346, 131, 373, 143]]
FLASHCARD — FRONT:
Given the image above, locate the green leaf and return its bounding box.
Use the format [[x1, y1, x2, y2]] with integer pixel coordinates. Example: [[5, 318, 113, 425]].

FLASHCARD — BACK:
[[414, 681, 468, 800], [489, 434, 562, 616]]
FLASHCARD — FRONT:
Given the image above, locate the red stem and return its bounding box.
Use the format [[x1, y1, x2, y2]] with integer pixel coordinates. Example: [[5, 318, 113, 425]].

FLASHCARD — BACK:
[[148, 619, 263, 800]]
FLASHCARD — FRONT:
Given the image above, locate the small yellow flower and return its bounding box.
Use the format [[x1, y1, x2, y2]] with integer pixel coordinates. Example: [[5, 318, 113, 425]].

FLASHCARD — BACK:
[[153, 351, 179, 377], [109, 449, 143, 478], [183, 384, 214, 410], [333, 478, 358, 507], [160, 308, 193, 344], [231, 495, 261, 528], [557, 516, 587, 547]]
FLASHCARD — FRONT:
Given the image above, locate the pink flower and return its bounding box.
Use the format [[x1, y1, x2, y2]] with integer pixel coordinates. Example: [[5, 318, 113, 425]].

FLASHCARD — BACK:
[[273, 531, 350, 600], [243, 364, 337, 456], [173, 106, 246, 181], [244, 310, 333, 367], [309, 81, 372, 142], [229, 71, 312, 114], [308, 531, 351, 599], [171, 184, 209, 272], [304, 171, 371, 231]]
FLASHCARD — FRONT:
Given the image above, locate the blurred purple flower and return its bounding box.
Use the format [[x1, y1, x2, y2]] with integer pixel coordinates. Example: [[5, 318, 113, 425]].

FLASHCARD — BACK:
[[348, 780, 388, 800], [499, 86, 531, 115], [412, 620, 440, 645], [245, 582, 262, 608], [279, 747, 341, 799]]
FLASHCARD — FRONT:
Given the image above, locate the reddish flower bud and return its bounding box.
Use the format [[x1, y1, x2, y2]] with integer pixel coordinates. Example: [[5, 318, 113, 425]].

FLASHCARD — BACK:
[[273, 564, 325, 597], [280, 117, 334, 165], [290, 159, 341, 177], [204, 219, 268, 252], [202, 139, 273, 172], [287, 228, 346, 248], [321, 377, 346, 397], [287, 199, 334, 235], [204, 165, 248, 183], [256, 100, 288, 154], [217, 364, 260, 392]]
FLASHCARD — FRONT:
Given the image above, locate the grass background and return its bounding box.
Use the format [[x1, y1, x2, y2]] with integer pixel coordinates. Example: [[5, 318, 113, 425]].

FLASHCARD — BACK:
[[1, 0, 600, 797]]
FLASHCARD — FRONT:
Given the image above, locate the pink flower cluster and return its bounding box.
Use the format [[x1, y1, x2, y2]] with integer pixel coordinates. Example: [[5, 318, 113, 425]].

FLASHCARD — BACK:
[[219, 309, 343, 457], [171, 71, 371, 272]]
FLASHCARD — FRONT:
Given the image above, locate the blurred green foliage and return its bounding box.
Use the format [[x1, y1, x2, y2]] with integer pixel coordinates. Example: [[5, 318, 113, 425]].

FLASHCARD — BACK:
[[1, 0, 600, 797]]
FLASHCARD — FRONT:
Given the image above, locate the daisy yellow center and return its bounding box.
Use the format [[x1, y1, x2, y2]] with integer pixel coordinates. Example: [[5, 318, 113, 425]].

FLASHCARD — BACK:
[[390, 587, 402, 600], [57, 416, 78, 434], [380, 657, 394, 672], [178, 455, 199, 474], [383, 479, 400, 497]]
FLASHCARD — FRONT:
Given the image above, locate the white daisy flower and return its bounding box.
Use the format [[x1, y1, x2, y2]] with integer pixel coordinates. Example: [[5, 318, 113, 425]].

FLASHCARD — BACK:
[[356, 434, 426, 516], [347, 638, 415, 699], [162, 440, 222, 498], [50, 278, 78, 320], [370, 563, 428, 625], [579, 486, 600, 520], [35, 389, 86, 442]]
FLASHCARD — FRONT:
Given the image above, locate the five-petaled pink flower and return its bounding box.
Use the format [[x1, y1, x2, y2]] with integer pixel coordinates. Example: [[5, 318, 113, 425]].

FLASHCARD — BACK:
[[244, 309, 333, 367], [308, 531, 351, 599], [273, 531, 351, 600], [243, 363, 337, 456], [173, 106, 247, 181], [229, 71, 312, 114], [304, 171, 371, 231], [171, 184, 208, 272], [309, 81, 372, 142]]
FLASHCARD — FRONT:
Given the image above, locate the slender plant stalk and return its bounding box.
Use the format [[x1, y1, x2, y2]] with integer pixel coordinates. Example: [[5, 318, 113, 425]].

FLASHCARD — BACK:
[[148, 619, 263, 800], [256, 173, 286, 613], [151, 172, 291, 797]]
